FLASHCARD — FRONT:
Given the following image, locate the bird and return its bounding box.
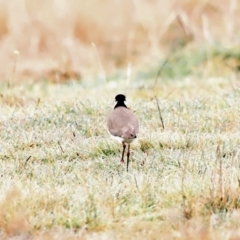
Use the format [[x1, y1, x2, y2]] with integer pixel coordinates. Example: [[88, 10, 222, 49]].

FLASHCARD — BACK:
[[107, 94, 139, 171]]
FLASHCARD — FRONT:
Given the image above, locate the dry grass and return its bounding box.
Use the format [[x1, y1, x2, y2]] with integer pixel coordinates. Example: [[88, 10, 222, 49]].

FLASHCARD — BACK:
[[0, 75, 240, 239], [1, 0, 240, 239]]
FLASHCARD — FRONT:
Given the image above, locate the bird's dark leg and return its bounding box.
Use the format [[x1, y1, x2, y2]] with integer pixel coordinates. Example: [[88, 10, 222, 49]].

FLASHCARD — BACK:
[[121, 142, 126, 163], [126, 144, 130, 172]]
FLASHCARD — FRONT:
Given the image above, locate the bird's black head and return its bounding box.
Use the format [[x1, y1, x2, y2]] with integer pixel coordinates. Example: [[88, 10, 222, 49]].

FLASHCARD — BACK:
[[114, 94, 127, 109], [115, 94, 126, 102]]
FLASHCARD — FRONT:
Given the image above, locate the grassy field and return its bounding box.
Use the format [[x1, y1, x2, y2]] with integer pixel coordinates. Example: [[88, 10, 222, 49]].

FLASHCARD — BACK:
[[0, 0, 240, 239], [0, 75, 240, 239]]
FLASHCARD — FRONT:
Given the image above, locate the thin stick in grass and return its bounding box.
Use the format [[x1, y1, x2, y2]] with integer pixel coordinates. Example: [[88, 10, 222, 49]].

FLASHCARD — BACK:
[[153, 95, 165, 130], [24, 156, 32, 168], [58, 141, 64, 154], [152, 58, 168, 130]]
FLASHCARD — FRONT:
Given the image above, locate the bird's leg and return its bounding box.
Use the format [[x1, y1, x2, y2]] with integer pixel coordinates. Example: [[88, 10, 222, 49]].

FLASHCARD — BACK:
[[121, 142, 126, 163], [126, 144, 130, 172]]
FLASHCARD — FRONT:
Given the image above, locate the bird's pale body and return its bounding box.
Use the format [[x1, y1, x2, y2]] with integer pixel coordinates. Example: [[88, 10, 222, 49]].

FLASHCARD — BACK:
[[107, 106, 139, 143]]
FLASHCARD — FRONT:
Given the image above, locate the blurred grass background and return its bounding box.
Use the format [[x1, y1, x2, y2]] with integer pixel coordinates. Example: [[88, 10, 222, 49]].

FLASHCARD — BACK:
[[0, 0, 239, 82]]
